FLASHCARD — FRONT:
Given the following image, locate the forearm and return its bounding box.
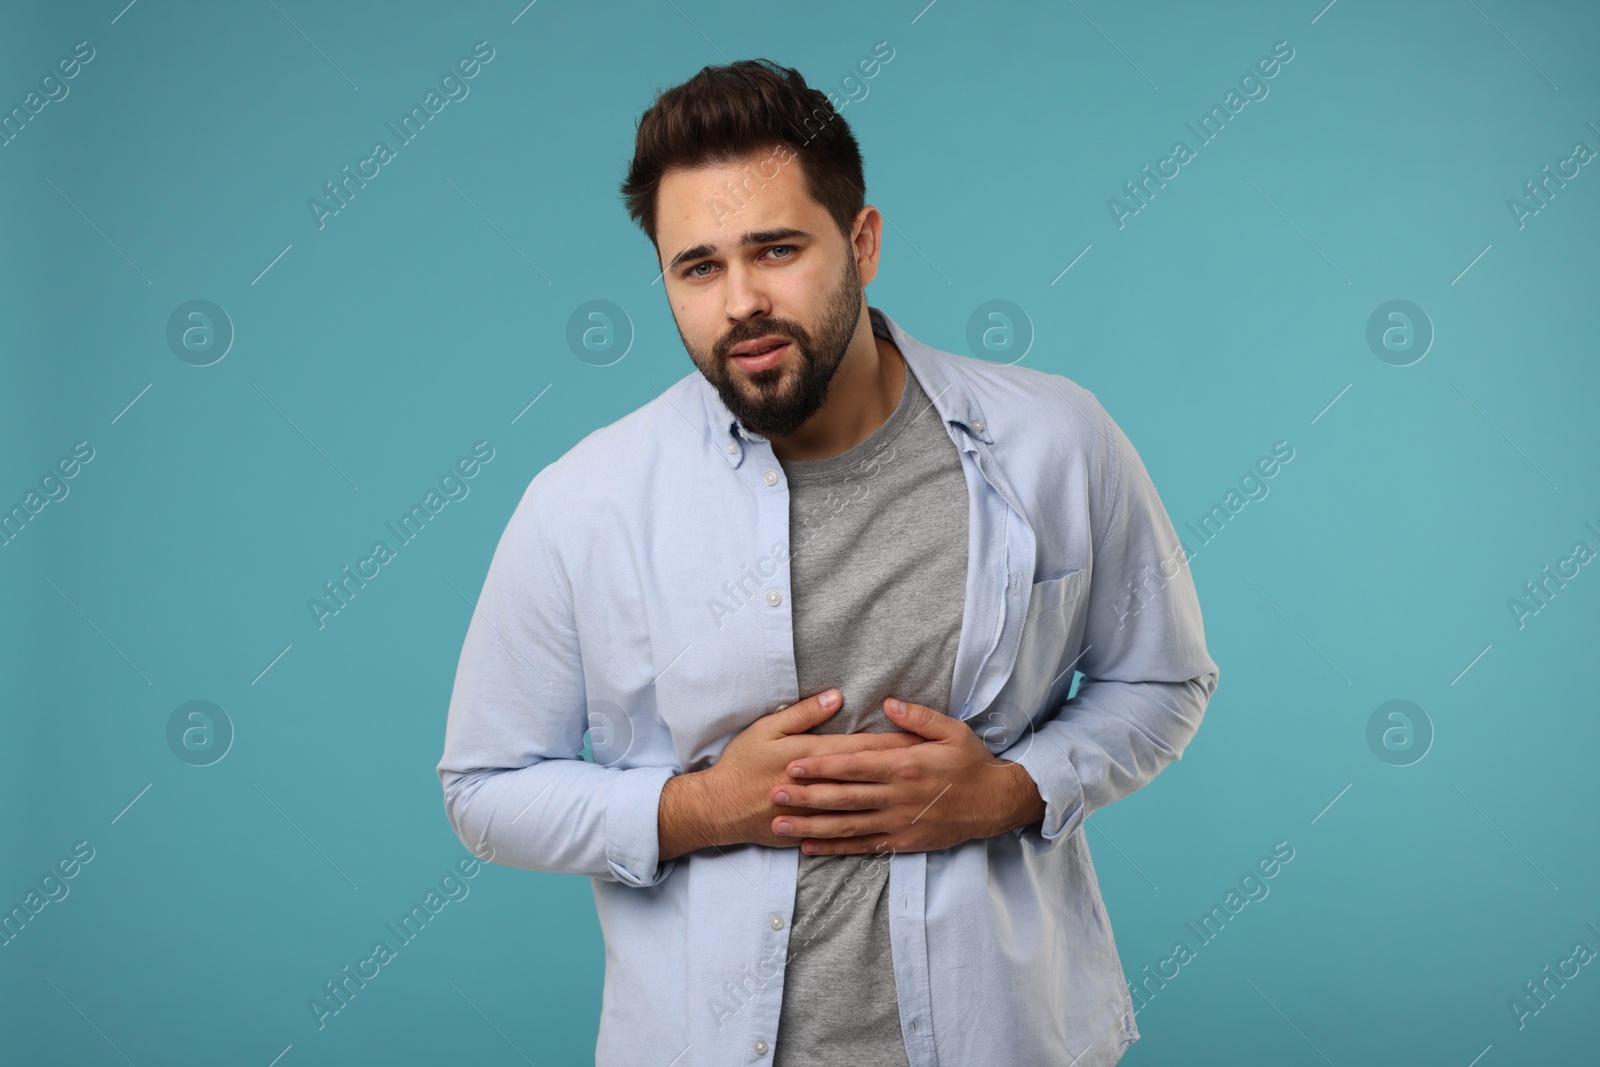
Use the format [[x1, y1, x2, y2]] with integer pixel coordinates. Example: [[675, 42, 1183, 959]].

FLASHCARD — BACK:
[[1005, 673, 1213, 845], [1062, 674, 1211, 812], [441, 758, 679, 886]]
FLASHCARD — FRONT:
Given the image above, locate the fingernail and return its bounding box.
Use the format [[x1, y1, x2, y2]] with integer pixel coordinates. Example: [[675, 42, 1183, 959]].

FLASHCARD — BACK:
[[776, 820, 793, 834], [774, 790, 790, 804], [821, 689, 840, 709], [789, 765, 805, 777], [886, 698, 904, 716]]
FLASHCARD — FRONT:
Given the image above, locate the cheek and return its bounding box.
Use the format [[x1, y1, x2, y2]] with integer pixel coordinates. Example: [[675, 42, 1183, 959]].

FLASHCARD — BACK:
[[772, 265, 827, 305]]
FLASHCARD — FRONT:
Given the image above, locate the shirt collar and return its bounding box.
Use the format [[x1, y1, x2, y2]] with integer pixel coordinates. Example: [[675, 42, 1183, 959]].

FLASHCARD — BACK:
[[700, 306, 994, 467]]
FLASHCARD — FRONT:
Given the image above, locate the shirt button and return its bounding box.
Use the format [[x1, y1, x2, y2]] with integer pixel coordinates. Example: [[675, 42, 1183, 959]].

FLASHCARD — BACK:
[[726, 442, 738, 454], [973, 419, 985, 433], [766, 590, 782, 607], [754, 1039, 769, 1055], [763, 470, 778, 486], [775, 703, 790, 712], [769, 914, 784, 930]]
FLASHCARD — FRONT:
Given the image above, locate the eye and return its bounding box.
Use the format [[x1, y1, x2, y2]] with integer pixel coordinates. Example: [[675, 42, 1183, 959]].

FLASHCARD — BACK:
[[679, 244, 799, 280]]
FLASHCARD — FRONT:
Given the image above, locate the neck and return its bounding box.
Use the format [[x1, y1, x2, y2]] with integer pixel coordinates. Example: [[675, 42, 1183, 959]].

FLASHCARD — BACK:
[[770, 319, 905, 462]]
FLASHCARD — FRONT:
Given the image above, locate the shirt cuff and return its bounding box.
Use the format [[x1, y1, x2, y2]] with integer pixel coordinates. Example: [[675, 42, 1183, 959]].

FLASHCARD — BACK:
[[603, 764, 681, 887], [1003, 727, 1086, 853]]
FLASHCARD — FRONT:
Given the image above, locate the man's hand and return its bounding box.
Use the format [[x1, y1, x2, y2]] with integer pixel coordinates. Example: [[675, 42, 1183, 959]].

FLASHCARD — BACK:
[[657, 688, 923, 860], [767, 697, 1047, 856]]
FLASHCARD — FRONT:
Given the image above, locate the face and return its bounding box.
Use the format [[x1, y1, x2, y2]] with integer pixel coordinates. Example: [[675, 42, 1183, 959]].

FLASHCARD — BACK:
[[655, 147, 867, 439]]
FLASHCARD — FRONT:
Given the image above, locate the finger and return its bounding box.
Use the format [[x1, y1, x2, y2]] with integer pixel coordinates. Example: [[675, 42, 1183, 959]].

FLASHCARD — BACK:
[[884, 698, 962, 741], [802, 732, 922, 758], [787, 749, 891, 783], [800, 834, 899, 856], [773, 812, 881, 840], [768, 688, 842, 736], [770, 782, 880, 811]]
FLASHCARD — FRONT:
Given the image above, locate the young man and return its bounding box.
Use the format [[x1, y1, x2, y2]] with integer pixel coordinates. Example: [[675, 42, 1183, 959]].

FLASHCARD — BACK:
[[438, 58, 1218, 1067]]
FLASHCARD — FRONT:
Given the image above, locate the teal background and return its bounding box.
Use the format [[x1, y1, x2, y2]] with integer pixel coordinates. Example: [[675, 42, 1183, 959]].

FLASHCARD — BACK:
[[3, 0, 1597, 1063]]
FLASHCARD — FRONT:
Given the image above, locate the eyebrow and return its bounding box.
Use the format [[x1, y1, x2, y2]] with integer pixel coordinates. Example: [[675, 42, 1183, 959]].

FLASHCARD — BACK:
[[666, 227, 812, 272]]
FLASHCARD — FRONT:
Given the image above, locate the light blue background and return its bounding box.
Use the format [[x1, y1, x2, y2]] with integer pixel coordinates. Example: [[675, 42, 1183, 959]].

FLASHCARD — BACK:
[[3, 0, 1597, 1063]]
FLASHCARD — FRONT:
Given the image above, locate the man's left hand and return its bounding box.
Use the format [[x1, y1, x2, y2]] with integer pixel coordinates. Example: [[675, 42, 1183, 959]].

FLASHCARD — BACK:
[[768, 697, 1047, 856]]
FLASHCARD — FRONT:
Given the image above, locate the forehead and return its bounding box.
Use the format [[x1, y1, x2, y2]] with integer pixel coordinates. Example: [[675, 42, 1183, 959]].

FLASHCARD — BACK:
[[655, 149, 831, 260]]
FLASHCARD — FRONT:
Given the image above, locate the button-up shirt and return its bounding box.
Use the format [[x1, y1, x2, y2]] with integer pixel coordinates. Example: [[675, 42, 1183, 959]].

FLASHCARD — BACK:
[[437, 306, 1220, 1067]]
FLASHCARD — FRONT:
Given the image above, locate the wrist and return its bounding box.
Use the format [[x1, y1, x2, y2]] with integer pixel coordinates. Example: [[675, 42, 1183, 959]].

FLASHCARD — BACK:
[[658, 767, 734, 862], [691, 765, 741, 850], [996, 759, 1047, 835]]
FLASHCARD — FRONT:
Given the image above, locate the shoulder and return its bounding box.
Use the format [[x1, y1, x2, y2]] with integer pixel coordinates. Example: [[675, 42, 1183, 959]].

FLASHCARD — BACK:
[[927, 345, 1115, 457], [520, 370, 706, 498]]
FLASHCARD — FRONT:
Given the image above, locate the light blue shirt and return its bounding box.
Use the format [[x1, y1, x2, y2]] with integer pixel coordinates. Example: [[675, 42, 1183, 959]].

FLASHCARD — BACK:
[[438, 306, 1219, 1066]]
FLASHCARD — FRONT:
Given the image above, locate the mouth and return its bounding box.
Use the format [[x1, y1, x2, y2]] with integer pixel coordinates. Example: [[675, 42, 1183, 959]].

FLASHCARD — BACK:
[[730, 340, 791, 372]]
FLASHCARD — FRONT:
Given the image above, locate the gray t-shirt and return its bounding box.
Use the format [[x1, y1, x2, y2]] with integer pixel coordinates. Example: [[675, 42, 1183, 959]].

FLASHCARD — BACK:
[[771, 342, 969, 1066]]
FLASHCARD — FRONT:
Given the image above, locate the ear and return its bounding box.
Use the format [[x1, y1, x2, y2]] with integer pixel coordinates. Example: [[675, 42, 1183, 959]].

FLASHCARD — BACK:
[[851, 205, 885, 287]]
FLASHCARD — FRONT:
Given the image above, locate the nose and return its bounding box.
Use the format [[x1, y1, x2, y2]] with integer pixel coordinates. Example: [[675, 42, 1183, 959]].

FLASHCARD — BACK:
[[721, 258, 772, 324]]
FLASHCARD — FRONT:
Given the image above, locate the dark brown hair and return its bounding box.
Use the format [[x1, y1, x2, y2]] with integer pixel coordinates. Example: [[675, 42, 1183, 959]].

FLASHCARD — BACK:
[[620, 58, 866, 248]]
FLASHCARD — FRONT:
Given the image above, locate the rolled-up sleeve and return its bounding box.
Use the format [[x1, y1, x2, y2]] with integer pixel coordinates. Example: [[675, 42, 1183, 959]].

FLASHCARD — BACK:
[[437, 473, 679, 887], [1004, 392, 1219, 854]]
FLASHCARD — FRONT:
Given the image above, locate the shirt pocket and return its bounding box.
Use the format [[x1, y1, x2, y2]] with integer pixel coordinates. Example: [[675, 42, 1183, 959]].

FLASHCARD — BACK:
[[972, 568, 1086, 755]]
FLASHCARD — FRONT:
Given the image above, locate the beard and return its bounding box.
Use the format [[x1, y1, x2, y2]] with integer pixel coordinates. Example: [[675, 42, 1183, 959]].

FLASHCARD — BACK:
[[679, 249, 863, 439]]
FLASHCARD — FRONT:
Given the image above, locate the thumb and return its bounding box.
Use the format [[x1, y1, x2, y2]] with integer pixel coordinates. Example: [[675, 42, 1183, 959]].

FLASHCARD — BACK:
[[885, 697, 958, 740], [771, 688, 842, 735]]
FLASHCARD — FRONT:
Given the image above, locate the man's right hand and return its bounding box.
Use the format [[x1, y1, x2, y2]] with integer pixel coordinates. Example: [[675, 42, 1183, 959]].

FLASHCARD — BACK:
[[657, 689, 922, 860]]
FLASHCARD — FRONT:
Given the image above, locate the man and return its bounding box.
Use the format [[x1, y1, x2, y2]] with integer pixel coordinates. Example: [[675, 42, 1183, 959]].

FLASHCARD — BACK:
[[438, 58, 1218, 1067]]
